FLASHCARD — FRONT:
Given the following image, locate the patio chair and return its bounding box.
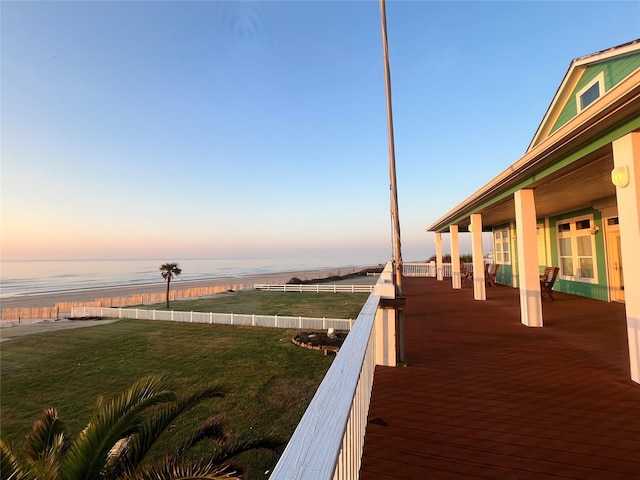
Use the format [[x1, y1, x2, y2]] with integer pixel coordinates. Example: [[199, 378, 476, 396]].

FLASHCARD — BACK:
[[485, 264, 500, 287], [461, 261, 472, 282], [540, 266, 560, 301]]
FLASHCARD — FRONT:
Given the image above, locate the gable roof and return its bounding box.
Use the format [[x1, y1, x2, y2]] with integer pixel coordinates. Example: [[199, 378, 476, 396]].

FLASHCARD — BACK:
[[425, 39, 640, 234], [527, 39, 640, 152]]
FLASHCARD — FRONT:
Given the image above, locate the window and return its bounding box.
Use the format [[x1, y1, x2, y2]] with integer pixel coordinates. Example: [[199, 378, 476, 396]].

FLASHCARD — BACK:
[[556, 216, 598, 283], [493, 228, 510, 265], [576, 72, 605, 113]]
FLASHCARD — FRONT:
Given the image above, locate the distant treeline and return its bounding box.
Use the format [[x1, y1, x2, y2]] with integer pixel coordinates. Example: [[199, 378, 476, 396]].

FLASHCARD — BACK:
[[427, 254, 473, 263]]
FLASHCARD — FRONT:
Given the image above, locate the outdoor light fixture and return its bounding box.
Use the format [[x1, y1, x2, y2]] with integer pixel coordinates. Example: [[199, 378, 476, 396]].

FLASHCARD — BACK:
[[590, 225, 600, 235], [611, 165, 630, 188], [468, 224, 473, 233]]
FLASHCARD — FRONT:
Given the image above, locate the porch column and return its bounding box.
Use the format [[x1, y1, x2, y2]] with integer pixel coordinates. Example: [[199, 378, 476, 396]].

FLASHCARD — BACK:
[[514, 189, 543, 327], [435, 232, 443, 281], [470, 213, 486, 300], [612, 132, 640, 384], [450, 225, 461, 289], [375, 304, 397, 367]]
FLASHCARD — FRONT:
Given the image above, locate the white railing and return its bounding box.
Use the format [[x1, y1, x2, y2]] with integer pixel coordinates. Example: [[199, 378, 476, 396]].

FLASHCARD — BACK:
[[269, 262, 397, 480], [403, 262, 454, 278], [269, 287, 380, 480], [70, 306, 353, 331], [403, 262, 434, 277], [442, 263, 452, 278], [254, 284, 374, 293]]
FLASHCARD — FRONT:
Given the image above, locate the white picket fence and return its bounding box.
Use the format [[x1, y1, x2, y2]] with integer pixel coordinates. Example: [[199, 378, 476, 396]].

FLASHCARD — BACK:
[[70, 306, 353, 330], [254, 284, 374, 293]]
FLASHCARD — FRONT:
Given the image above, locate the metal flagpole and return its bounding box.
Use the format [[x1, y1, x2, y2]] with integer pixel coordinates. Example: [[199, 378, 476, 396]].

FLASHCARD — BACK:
[[379, 0, 406, 364]]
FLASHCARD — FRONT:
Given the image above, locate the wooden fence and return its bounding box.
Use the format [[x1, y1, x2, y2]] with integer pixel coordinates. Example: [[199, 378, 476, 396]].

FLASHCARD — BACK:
[[2, 284, 247, 321]]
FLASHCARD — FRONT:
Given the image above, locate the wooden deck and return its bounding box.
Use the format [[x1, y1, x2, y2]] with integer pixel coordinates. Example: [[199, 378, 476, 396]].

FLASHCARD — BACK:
[[360, 277, 640, 479]]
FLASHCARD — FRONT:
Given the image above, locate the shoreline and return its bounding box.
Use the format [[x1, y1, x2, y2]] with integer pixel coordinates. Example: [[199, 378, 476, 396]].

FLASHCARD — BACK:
[[1, 265, 381, 309]]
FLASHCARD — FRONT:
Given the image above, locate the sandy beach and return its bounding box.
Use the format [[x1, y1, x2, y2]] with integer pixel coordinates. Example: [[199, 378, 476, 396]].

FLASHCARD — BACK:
[[1, 265, 379, 309], [0, 265, 380, 339]]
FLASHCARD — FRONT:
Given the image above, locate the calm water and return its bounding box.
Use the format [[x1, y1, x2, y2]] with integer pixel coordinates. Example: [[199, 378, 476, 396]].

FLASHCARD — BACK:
[[0, 256, 384, 299]]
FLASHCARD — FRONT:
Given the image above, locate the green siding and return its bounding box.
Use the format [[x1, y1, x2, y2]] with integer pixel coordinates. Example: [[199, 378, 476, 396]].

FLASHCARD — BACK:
[[547, 208, 608, 301], [492, 223, 515, 287], [496, 264, 513, 287], [550, 52, 640, 135], [488, 211, 609, 301]]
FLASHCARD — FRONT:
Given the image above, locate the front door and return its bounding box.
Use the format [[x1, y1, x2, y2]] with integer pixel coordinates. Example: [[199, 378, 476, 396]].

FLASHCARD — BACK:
[[606, 218, 625, 302]]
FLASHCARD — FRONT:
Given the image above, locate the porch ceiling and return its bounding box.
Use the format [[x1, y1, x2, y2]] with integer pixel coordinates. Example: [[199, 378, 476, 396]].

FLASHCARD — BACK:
[[451, 147, 616, 231]]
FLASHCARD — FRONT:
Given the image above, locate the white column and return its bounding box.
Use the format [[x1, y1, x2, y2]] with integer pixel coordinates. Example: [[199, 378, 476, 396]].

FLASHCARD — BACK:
[[375, 305, 396, 367], [470, 213, 486, 300], [451, 225, 461, 289], [514, 189, 543, 327], [612, 132, 640, 384], [435, 232, 443, 281]]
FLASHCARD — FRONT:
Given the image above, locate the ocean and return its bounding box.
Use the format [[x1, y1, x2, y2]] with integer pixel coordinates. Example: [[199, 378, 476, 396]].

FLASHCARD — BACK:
[[0, 256, 384, 299]]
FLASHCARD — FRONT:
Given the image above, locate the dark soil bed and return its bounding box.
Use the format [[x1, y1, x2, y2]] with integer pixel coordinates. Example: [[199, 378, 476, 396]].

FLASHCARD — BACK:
[[292, 331, 348, 354]]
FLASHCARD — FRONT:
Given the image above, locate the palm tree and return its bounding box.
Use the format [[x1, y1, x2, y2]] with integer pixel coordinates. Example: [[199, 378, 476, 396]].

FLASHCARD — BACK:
[[0, 376, 280, 480], [160, 263, 182, 309]]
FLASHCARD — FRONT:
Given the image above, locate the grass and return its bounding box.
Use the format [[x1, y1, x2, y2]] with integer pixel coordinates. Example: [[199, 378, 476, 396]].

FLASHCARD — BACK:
[[142, 290, 370, 319], [1, 291, 368, 478]]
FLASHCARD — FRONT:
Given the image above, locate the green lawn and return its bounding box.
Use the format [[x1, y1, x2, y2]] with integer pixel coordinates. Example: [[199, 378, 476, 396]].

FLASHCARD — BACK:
[[0, 292, 370, 478], [143, 290, 370, 319]]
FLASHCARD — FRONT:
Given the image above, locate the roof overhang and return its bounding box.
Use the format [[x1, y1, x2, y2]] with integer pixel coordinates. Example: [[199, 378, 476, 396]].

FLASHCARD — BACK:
[[426, 69, 640, 233]]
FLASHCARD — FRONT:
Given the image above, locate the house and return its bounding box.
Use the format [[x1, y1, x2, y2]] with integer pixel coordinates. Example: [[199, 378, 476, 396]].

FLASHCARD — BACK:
[[425, 39, 640, 383]]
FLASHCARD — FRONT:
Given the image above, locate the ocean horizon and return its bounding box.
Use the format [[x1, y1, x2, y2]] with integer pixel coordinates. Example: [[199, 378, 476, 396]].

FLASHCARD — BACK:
[[0, 256, 387, 299]]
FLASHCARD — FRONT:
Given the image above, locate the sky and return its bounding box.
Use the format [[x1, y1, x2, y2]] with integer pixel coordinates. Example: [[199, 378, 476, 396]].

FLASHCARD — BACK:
[[1, 0, 639, 263]]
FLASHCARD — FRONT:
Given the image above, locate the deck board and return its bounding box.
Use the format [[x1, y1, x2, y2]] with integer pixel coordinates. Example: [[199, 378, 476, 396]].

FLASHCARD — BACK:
[[360, 277, 640, 479]]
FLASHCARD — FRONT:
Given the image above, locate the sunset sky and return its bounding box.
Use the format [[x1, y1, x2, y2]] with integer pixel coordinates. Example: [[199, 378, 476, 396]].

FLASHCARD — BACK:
[[2, 1, 639, 262]]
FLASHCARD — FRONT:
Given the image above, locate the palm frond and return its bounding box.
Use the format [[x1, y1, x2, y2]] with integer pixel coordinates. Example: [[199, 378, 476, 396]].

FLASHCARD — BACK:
[[197, 436, 284, 471], [130, 460, 239, 480], [159, 263, 182, 280], [105, 385, 226, 480], [172, 416, 226, 458], [1, 437, 28, 480], [23, 407, 69, 464], [28, 434, 67, 480], [60, 375, 175, 480]]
